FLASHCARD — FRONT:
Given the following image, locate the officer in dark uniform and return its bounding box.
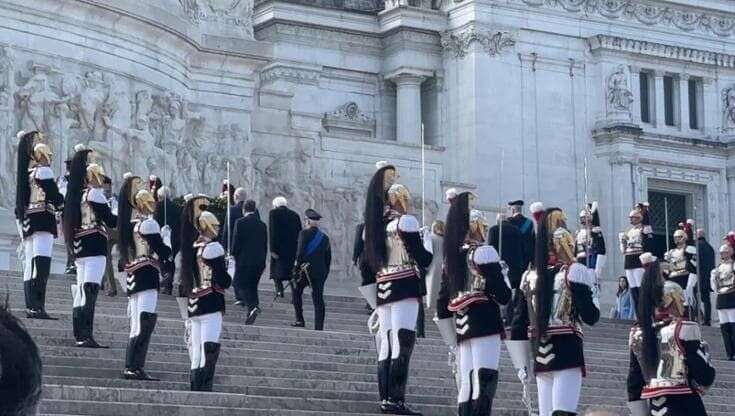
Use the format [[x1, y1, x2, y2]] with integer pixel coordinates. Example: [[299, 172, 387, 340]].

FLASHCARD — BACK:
[[487, 213, 524, 321], [292, 209, 331, 330]]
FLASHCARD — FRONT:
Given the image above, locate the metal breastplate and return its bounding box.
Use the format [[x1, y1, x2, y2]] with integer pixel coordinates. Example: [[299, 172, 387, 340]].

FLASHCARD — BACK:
[[381, 219, 413, 273], [716, 262, 735, 295], [625, 227, 643, 253], [463, 245, 484, 293], [80, 191, 98, 229], [651, 322, 688, 388], [630, 326, 657, 382], [132, 221, 152, 259], [551, 269, 575, 326], [666, 248, 687, 277], [28, 169, 46, 207], [575, 229, 589, 259], [194, 244, 214, 292]]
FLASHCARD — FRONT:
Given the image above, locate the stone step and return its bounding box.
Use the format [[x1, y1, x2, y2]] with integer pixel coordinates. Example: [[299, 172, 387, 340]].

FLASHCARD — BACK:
[[1, 269, 733, 415]]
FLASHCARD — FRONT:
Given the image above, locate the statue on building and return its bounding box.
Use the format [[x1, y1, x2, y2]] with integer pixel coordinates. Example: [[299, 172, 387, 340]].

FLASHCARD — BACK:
[[607, 65, 634, 113], [722, 86, 735, 132]]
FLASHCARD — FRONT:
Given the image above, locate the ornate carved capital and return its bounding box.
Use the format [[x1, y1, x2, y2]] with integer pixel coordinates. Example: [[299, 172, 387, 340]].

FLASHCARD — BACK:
[[441, 26, 515, 59]]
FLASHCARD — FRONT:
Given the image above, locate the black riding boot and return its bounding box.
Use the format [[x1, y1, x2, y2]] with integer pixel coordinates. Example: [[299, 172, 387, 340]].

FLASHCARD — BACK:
[[76, 283, 107, 348], [471, 368, 499, 415], [28, 257, 55, 319], [551, 411, 576, 416], [124, 312, 159, 380], [123, 334, 137, 377], [630, 287, 640, 309], [721, 323, 734, 360], [190, 368, 204, 391], [458, 401, 472, 416], [385, 329, 421, 415], [728, 322, 735, 361], [199, 342, 221, 392]]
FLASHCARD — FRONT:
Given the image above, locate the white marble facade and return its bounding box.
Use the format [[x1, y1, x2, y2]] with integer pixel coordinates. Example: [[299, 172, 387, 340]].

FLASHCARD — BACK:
[[2, 0, 735, 305]]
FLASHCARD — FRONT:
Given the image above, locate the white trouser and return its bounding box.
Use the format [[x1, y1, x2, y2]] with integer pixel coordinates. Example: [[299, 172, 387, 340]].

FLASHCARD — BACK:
[[377, 298, 419, 361], [190, 312, 223, 370], [718, 309, 735, 323], [128, 289, 158, 337], [457, 335, 501, 403], [626, 268, 645, 288], [72, 256, 106, 307], [176, 297, 194, 360], [23, 232, 54, 281], [536, 367, 582, 416]]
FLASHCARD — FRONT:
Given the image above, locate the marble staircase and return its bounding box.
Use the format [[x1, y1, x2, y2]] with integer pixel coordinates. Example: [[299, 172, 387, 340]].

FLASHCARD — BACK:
[[1, 270, 734, 415]]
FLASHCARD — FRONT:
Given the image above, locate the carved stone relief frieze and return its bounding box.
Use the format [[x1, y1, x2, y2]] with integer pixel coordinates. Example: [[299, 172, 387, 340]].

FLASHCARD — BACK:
[[0, 52, 251, 207], [441, 27, 515, 59], [179, 0, 254, 38], [519, 0, 735, 39]]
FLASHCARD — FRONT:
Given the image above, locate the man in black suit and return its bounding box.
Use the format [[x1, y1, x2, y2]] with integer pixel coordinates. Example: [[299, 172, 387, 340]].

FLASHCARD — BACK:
[[268, 196, 302, 297], [292, 209, 331, 330], [232, 200, 268, 324], [697, 228, 715, 326], [504, 200, 535, 341], [221, 187, 247, 251], [154, 186, 182, 295]]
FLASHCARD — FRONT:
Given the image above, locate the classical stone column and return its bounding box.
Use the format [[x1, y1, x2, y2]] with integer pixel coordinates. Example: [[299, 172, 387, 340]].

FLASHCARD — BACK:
[[654, 70, 666, 128], [630, 66, 641, 124], [728, 167, 735, 228], [390, 73, 426, 144], [679, 73, 690, 131], [702, 77, 717, 135]]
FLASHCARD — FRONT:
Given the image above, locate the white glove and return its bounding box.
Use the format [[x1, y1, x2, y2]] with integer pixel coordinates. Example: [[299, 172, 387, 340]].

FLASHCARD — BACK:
[[161, 225, 172, 249], [398, 215, 420, 233], [15, 219, 24, 240], [618, 232, 626, 253], [711, 270, 719, 292], [227, 255, 236, 278]]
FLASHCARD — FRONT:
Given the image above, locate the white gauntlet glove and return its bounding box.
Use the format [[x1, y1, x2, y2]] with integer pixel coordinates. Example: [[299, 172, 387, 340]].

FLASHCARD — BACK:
[[226, 255, 236, 278], [161, 225, 172, 249], [398, 215, 420, 233]]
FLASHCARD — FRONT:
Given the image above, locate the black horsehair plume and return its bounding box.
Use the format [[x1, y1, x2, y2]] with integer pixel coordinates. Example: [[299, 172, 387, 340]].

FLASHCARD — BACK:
[[444, 192, 471, 296], [62, 149, 93, 248], [116, 175, 139, 267], [533, 208, 562, 338], [363, 164, 395, 274], [637, 258, 663, 379], [14, 131, 37, 220]]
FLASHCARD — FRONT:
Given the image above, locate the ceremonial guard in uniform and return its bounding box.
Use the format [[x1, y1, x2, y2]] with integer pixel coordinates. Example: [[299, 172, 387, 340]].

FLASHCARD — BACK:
[[117, 174, 172, 380], [575, 202, 606, 282], [180, 197, 233, 391], [711, 233, 735, 360], [521, 207, 600, 416], [627, 253, 715, 416], [663, 223, 698, 310], [435, 192, 511, 416], [63, 146, 117, 348], [292, 209, 331, 330], [15, 130, 64, 319], [619, 203, 654, 307], [361, 163, 432, 415]]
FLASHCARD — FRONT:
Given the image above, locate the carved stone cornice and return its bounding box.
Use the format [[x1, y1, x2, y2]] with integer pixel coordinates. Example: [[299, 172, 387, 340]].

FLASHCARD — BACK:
[[440, 26, 515, 59], [588, 35, 735, 68], [519, 0, 735, 39]]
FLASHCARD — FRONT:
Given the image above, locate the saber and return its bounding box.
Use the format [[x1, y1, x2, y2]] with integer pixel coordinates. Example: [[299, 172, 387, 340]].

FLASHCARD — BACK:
[[693, 208, 702, 324], [226, 161, 231, 256], [421, 124, 426, 228], [583, 158, 592, 269], [664, 198, 670, 253], [498, 149, 505, 258]]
